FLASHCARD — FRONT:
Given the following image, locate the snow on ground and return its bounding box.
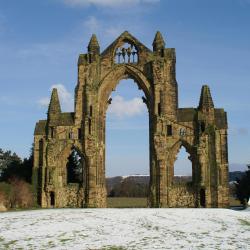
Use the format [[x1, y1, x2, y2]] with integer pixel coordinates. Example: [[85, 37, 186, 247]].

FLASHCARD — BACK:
[[0, 208, 249, 250]]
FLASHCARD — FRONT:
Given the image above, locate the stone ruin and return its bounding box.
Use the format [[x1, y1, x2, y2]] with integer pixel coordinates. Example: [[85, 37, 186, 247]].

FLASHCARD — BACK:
[[32, 31, 229, 208]]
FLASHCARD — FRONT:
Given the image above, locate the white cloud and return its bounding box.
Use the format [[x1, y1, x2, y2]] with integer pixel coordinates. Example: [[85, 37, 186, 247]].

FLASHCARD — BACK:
[[37, 97, 50, 107], [105, 26, 122, 39], [83, 16, 99, 33], [107, 95, 146, 118], [82, 16, 126, 41], [38, 84, 74, 112], [81, 15, 148, 47], [63, 0, 159, 8]]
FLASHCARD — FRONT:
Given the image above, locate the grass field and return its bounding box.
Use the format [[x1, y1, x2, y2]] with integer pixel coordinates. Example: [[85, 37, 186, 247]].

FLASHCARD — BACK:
[[107, 197, 242, 208], [107, 197, 147, 208], [229, 197, 242, 206]]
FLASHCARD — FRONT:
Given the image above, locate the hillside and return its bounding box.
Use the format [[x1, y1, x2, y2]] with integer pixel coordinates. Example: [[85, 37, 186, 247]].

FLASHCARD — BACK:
[[106, 172, 242, 197], [229, 171, 245, 182], [0, 208, 249, 249]]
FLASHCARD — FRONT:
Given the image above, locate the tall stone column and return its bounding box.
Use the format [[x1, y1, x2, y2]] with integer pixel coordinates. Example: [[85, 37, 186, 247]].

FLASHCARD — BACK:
[[152, 133, 168, 207]]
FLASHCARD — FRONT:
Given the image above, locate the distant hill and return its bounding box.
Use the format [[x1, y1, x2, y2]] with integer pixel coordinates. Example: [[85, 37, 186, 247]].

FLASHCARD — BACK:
[[106, 171, 245, 197], [106, 175, 192, 197], [229, 163, 248, 172], [229, 171, 245, 182], [106, 175, 149, 197]]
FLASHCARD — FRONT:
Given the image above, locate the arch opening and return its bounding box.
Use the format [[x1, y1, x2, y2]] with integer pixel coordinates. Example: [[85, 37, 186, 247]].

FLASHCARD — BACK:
[[66, 147, 85, 184], [105, 79, 149, 207], [98, 65, 152, 108], [173, 146, 192, 184]]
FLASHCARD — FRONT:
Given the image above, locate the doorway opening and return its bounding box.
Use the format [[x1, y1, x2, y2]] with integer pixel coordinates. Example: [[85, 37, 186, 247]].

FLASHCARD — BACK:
[[200, 188, 206, 207], [174, 146, 192, 184], [106, 79, 149, 207], [50, 191, 55, 207]]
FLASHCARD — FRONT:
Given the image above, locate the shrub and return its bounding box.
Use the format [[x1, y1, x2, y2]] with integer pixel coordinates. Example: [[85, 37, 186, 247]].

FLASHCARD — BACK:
[[235, 165, 250, 207], [9, 178, 34, 209], [0, 182, 12, 209], [0, 189, 8, 211]]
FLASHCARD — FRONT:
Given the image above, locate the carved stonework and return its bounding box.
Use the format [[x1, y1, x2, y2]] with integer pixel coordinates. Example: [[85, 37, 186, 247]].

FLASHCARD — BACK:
[[33, 31, 229, 208]]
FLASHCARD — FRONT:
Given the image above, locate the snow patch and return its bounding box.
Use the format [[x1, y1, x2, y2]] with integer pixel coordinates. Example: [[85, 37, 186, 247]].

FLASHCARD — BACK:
[[0, 208, 249, 249]]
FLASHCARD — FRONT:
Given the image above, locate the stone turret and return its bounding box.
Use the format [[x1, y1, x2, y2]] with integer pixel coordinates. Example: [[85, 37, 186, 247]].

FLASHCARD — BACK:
[[47, 88, 61, 125], [198, 85, 214, 110], [153, 31, 165, 54], [198, 85, 215, 124], [88, 34, 100, 55]]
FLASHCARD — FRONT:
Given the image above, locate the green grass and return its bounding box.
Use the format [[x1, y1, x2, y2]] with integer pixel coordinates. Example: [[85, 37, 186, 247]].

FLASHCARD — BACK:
[[238, 218, 250, 226], [2, 240, 18, 249], [107, 197, 147, 208], [60, 238, 72, 243], [229, 197, 242, 206], [101, 246, 127, 250]]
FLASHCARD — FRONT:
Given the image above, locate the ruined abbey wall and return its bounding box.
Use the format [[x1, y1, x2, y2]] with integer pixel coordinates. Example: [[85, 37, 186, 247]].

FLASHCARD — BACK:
[[33, 31, 229, 208]]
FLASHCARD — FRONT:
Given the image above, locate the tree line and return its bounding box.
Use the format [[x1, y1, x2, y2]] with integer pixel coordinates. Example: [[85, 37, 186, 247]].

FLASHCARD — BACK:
[[107, 178, 148, 198], [0, 147, 34, 210]]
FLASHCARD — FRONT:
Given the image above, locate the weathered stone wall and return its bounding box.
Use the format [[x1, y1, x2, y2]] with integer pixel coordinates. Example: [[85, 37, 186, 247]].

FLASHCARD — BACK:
[[168, 184, 196, 208], [60, 185, 84, 208]]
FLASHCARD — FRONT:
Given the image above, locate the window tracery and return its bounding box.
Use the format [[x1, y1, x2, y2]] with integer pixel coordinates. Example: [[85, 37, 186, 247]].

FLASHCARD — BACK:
[[115, 42, 138, 64]]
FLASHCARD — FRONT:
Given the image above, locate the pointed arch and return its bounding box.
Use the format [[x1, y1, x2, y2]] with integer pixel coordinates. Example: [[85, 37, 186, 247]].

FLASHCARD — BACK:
[[98, 64, 152, 111], [173, 146, 192, 183], [168, 140, 194, 163], [67, 147, 84, 184], [56, 143, 87, 186], [101, 31, 152, 59], [168, 140, 196, 185]]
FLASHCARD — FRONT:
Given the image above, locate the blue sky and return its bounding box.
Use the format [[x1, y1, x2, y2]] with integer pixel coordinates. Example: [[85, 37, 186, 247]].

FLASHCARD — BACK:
[[0, 0, 250, 176]]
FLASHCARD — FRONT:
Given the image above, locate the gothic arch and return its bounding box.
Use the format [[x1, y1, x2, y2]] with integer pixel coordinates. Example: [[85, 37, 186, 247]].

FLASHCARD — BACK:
[[98, 64, 152, 108], [168, 140, 196, 182], [58, 143, 85, 161], [169, 140, 194, 161]]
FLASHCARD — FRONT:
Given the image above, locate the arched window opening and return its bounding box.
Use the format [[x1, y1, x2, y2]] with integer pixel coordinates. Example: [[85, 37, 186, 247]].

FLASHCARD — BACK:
[[200, 121, 206, 133], [50, 127, 54, 138], [66, 148, 84, 184], [69, 131, 74, 139], [90, 105, 93, 117], [88, 118, 91, 134], [167, 125, 172, 136], [78, 128, 82, 139], [174, 146, 192, 184], [161, 48, 165, 57], [106, 79, 149, 207], [115, 42, 138, 64], [158, 103, 161, 115], [39, 139, 43, 166]]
